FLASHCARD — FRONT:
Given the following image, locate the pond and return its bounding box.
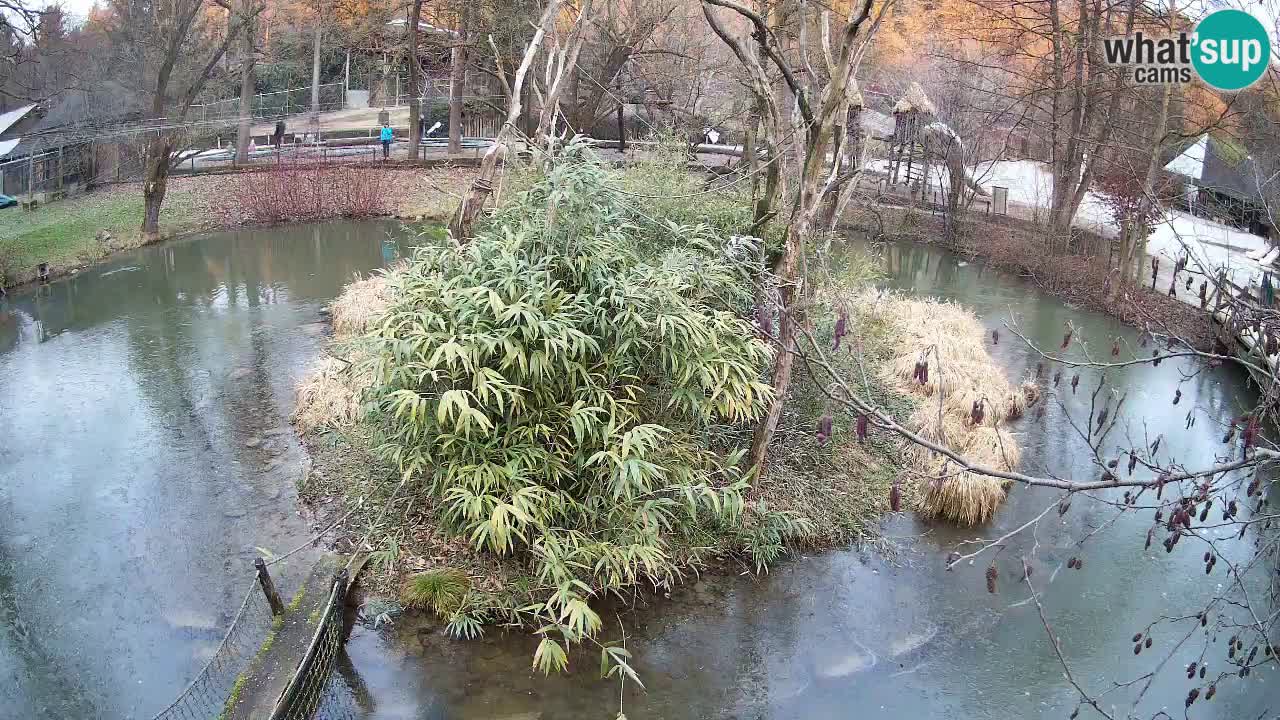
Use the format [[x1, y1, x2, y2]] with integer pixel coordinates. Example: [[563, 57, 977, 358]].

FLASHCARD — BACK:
[[0, 220, 417, 718], [0, 223, 1274, 719], [335, 237, 1277, 719]]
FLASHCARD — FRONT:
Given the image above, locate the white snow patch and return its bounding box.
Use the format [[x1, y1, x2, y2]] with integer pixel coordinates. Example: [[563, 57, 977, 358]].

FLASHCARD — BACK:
[[0, 138, 19, 158], [1164, 135, 1206, 180], [864, 156, 1272, 284], [1145, 209, 1271, 288]]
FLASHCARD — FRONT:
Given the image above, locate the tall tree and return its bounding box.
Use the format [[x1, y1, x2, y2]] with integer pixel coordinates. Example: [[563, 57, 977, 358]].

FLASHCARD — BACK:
[[446, 3, 469, 154], [235, 0, 256, 162], [701, 0, 879, 472], [450, 0, 563, 237], [105, 0, 264, 239], [533, 0, 595, 145]]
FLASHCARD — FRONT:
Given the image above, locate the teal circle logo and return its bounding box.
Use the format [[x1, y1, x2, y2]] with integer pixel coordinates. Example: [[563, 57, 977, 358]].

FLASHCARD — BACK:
[[1192, 9, 1271, 91]]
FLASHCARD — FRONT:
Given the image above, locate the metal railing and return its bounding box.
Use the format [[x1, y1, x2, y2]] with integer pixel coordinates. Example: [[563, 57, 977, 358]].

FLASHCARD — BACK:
[[268, 570, 360, 720]]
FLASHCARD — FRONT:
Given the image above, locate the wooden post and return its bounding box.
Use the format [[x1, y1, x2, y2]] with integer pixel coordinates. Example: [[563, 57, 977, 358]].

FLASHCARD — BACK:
[[616, 102, 625, 153], [255, 557, 286, 616]]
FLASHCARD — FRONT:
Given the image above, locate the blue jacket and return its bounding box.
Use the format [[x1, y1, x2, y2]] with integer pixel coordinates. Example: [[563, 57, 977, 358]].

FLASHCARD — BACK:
[[380, 126, 393, 142]]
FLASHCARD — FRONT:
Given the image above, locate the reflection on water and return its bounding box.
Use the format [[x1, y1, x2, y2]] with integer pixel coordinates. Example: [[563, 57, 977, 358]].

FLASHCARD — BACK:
[[0, 220, 417, 718], [335, 239, 1277, 720]]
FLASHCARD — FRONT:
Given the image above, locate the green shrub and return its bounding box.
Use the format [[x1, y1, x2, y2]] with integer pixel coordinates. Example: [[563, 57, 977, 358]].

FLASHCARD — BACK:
[[363, 141, 775, 665], [402, 568, 471, 616]]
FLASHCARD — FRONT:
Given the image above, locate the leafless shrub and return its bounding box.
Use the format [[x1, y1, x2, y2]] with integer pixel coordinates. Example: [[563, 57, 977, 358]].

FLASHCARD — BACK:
[[231, 164, 392, 224]]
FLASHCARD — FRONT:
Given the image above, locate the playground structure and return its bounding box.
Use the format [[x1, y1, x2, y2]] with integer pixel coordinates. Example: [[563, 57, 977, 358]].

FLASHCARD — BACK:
[[884, 82, 988, 204]]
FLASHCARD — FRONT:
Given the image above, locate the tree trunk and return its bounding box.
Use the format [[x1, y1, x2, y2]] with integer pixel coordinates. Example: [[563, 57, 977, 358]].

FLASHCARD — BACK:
[[748, 130, 835, 472], [141, 136, 172, 241], [447, 6, 469, 155], [534, 0, 596, 148], [310, 18, 321, 136], [616, 101, 625, 151], [407, 0, 423, 160], [1112, 85, 1173, 299], [747, 221, 803, 472], [450, 0, 560, 238], [235, 2, 255, 163]]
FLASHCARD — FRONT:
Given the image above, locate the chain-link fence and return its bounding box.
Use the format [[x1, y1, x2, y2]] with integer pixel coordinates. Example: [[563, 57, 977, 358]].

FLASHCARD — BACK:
[[150, 580, 277, 720]]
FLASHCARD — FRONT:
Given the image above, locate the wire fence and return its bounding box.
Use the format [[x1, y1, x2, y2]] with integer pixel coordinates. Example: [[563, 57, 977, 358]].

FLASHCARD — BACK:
[[150, 580, 277, 720], [0, 143, 93, 197], [189, 83, 347, 124]]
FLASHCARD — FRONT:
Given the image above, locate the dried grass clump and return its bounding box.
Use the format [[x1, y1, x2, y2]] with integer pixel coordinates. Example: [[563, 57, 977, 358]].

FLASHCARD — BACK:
[[295, 270, 402, 432], [864, 290, 1037, 525], [330, 272, 395, 339], [906, 411, 969, 465], [293, 354, 376, 433], [877, 293, 1032, 428], [917, 465, 1008, 526], [963, 425, 1022, 469]]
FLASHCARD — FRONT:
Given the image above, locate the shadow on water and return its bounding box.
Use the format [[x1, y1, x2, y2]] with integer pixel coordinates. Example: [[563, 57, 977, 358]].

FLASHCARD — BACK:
[[0, 219, 422, 718], [334, 238, 1278, 720]]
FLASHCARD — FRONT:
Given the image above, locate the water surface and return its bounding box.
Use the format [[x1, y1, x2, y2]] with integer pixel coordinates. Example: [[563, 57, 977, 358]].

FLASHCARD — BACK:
[[0, 219, 414, 718], [335, 238, 1278, 720]]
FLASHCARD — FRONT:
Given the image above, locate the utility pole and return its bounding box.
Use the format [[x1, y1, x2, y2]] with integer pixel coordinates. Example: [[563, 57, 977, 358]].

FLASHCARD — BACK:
[[407, 0, 423, 160]]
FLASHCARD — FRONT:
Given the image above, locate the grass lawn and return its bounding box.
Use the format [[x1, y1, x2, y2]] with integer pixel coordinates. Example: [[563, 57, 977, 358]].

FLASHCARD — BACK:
[[0, 182, 203, 287]]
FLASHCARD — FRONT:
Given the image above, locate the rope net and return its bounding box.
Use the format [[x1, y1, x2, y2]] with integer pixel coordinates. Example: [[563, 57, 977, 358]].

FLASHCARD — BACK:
[[151, 580, 276, 720]]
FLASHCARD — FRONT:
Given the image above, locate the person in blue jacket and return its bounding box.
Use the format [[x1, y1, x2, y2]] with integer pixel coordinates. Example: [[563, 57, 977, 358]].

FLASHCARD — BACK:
[[380, 122, 393, 159]]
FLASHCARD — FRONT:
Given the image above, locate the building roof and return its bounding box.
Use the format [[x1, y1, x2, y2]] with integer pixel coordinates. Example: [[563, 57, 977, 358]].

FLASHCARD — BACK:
[[0, 88, 141, 162], [1163, 133, 1262, 203], [0, 104, 38, 138]]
